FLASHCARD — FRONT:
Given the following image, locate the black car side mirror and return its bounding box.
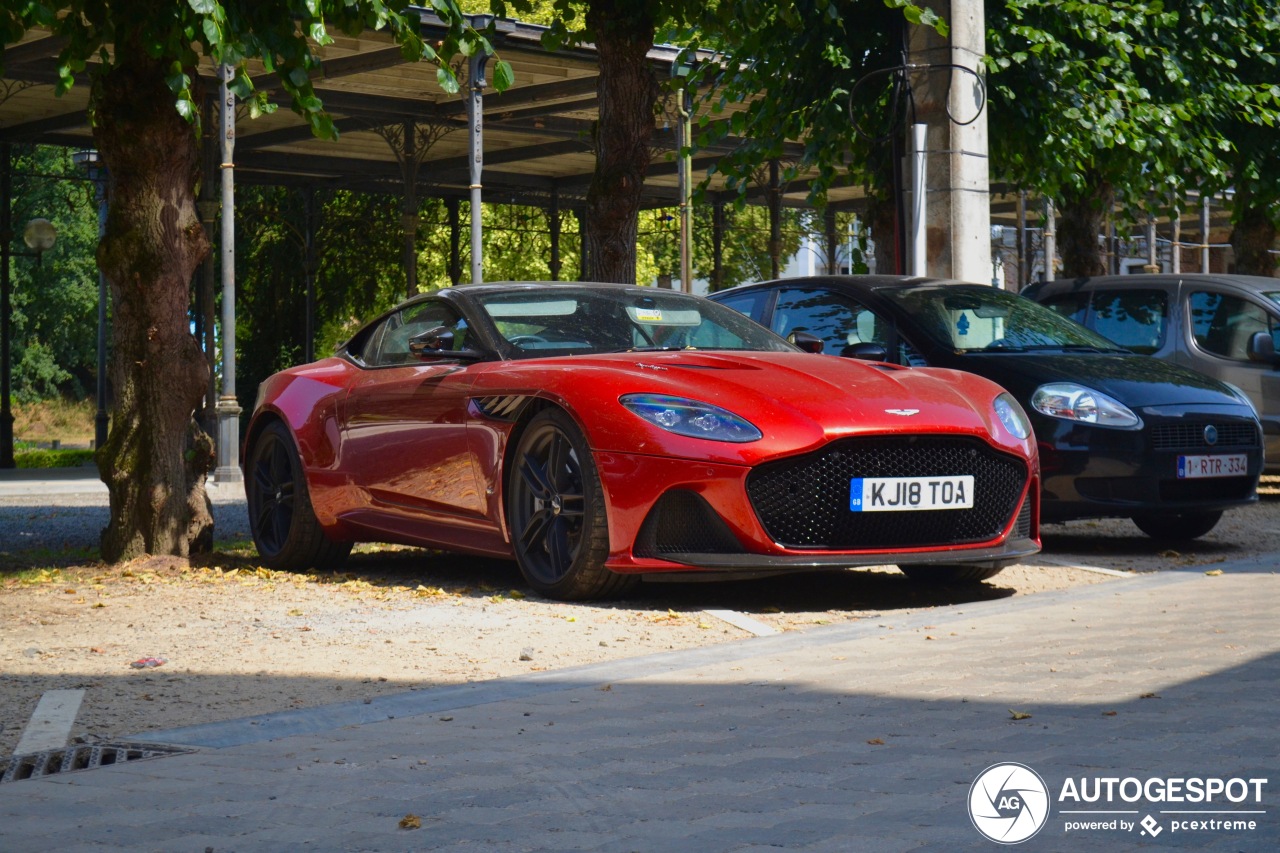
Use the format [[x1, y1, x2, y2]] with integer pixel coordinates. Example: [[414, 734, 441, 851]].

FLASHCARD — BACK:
[[409, 326, 483, 361], [1246, 331, 1280, 366], [789, 331, 825, 354], [840, 342, 889, 362]]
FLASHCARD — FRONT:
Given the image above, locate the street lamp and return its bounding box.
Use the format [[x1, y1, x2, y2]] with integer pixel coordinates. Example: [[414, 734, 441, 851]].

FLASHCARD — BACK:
[[72, 148, 109, 453], [1, 142, 58, 468]]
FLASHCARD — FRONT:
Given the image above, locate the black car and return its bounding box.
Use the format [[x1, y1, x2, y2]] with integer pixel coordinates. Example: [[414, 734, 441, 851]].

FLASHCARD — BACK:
[[709, 275, 1262, 540]]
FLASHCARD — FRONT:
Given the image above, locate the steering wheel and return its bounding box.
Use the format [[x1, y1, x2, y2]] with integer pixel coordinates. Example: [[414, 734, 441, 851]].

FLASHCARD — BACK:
[[983, 338, 1015, 351], [508, 334, 549, 346]]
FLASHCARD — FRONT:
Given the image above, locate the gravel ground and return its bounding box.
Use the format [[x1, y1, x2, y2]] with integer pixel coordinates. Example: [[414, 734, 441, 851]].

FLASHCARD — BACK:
[[1, 475, 1276, 756]]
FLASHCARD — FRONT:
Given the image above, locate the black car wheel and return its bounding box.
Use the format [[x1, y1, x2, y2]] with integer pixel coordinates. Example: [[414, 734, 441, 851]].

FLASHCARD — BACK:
[[899, 563, 1006, 583], [246, 420, 351, 571], [507, 409, 635, 600], [1130, 510, 1223, 541]]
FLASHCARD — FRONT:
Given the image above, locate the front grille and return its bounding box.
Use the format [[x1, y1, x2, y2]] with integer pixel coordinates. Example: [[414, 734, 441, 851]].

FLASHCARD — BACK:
[[635, 490, 742, 557], [1014, 497, 1032, 539], [746, 436, 1028, 549], [1151, 421, 1258, 450]]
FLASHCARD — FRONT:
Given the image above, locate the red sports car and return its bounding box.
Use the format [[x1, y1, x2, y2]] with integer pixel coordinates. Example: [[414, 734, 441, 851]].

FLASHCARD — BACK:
[[244, 282, 1040, 600]]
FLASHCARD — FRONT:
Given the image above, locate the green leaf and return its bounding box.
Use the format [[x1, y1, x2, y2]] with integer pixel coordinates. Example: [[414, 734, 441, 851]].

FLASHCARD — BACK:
[[492, 60, 514, 93], [436, 66, 459, 95]]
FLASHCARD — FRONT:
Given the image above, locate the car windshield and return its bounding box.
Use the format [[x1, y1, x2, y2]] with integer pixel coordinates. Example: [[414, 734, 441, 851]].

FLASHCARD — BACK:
[[471, 287, 796, 357], [881, 285, 1128, 353]]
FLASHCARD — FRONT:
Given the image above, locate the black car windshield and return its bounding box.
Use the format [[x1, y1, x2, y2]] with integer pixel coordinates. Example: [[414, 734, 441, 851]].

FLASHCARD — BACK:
[[882, 285, 1128, 354], [471, 287, 797, 357]]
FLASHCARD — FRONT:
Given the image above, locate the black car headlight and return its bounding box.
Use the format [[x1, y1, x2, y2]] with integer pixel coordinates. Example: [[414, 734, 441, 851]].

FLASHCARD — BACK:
[[1030, 382, 1141, 429], [620, 394, 762, 443]]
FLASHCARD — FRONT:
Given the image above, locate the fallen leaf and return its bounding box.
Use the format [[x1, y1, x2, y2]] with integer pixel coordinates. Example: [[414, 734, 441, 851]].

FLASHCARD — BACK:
[[508, 590, 526, 600], [866, 738, 885, 745], [1204, 569, 1224, 576], [399, 814, 421, 830], [1139, 692, 1160, 699], [1009, 709, 1032, 720], [925, 635, 936, 641], [1102, 711, 1117, 716]]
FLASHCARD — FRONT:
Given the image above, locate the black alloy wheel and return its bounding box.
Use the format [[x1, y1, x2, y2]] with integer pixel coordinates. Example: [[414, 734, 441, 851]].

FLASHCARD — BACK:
[[245, 421, 350, 571], [507, 408, 634, 600]]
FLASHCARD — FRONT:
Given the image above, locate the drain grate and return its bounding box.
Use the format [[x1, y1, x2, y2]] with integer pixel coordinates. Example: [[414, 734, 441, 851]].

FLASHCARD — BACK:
[[2, 741, 194, 784]]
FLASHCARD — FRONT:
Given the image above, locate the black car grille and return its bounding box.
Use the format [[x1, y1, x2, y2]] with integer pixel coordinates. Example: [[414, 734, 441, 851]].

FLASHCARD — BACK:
[[746, 436, 1028, 549], [1151, 421, 1258, 450]]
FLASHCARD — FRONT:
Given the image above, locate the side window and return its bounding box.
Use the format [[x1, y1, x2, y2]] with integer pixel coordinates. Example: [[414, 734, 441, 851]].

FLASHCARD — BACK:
[[1088, 289, 1166, 354], [772, 287, 892, 356], [1040, 293, 1089, 324], [1190, 291, 1275, 362], [714, 289, 769, 324], [366, 302, 467, 367]]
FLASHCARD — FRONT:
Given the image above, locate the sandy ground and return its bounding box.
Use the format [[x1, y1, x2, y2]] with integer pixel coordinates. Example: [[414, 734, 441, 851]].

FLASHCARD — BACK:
[[2, 493, 1278, 757]]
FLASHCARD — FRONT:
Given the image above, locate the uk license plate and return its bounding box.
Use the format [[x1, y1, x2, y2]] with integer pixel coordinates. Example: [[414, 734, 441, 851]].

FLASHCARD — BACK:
[[850, 475, 975, 512], [1177, 454, 1247, 479]]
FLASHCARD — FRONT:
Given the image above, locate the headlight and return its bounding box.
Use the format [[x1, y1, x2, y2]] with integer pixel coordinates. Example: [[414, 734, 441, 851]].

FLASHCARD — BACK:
[[994, 392, 1031, 439], [1030, 382, 1141, 428], [620, 394, 762, 442]]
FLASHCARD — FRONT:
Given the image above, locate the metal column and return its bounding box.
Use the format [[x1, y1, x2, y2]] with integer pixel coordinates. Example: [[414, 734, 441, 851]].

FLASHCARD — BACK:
[[213, 64, 242, 484]]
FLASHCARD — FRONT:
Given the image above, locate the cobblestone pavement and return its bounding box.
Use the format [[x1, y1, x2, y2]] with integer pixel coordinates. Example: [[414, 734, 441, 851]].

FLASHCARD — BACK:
[[1, 554, 1277, 852]]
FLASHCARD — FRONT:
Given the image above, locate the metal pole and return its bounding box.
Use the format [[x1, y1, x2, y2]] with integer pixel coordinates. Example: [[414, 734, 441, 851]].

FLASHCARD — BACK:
[[1042, 198, 1056, 282], [0, 143, 12, 468], [1144, 213, 1159, 273], [1171, 197, 1181, 275], [1201, 195, 1211, 273], [909, 123, 927, 277], [214, 64, 242, 484], [468, 52, 488, 284], [677, 88, 693, 293]]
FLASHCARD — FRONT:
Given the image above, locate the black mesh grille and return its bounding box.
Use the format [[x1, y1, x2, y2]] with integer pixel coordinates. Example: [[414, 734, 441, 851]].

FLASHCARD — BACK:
[[1151, 421, 1258, 450], [746, 436, 1028, 549], [635, 490, 743, 557], [1014, 498, 1032, 539]]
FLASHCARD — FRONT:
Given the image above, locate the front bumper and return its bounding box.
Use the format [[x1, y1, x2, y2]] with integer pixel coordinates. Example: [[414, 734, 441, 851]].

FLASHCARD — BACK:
[[595, 438, 1039, 575], [1036, 406, 1262, 522]]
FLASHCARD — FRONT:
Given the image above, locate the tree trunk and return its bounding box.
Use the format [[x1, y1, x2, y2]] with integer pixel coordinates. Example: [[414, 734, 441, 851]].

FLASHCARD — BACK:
[[1057, 177, 1112, 279], [93, 45, 215, 561], [584, 3, 657, 284], [1230, 190, 1278, 277]]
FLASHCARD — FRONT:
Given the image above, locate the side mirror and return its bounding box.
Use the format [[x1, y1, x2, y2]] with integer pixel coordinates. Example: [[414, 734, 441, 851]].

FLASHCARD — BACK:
[[408, 326, 483, 361], [840, 342, 889, 362], [1246, 331, 1279, 365], [789, 331, 825, 354]]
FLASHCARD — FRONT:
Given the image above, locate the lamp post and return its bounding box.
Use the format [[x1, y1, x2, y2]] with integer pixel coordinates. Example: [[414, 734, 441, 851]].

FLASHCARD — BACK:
[[72, 149, 109, 453], [1, 142, 57, 468]]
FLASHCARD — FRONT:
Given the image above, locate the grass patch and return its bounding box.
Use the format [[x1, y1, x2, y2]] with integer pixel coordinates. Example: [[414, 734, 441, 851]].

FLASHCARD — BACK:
[[15, 448, 96, 468]]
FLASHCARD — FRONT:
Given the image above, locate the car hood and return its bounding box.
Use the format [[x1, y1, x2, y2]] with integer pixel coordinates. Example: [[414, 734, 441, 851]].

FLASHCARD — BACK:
[[954, 352, 1245, 409], [473, 350, 1024, 464]]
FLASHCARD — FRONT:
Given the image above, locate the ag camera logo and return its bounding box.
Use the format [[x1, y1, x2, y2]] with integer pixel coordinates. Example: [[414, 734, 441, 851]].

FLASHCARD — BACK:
[[969, 762, 1050, 844]]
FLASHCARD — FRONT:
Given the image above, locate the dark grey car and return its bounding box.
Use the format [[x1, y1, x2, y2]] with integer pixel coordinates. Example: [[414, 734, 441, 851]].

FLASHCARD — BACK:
[[1023, 274, 1280, 471]]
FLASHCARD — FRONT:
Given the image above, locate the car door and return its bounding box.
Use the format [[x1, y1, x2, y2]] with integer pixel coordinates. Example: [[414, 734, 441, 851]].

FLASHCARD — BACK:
[[339, 300, 486, 519], [1183, 284, 1280, 461]]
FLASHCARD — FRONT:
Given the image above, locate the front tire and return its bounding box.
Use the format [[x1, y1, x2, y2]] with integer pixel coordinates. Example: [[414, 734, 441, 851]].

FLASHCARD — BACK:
[[507, 409, 636, 600], [1131, 510, 1222, 541], [899, 563, 1006, 583], [245, 421, 351, 572]]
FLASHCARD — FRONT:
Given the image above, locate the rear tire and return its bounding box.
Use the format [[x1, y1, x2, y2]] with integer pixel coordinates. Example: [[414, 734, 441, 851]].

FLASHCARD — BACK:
[[898, 563, 1006, 583], [245, 421, 351, 572], [1131, 510, 1222, 541], [506, 408, 637, 601]]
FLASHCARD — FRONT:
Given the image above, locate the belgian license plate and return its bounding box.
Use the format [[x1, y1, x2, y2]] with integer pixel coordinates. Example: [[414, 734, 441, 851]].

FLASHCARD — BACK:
[[1177, 454, 1248, 479], [850, 475, 975, 512]]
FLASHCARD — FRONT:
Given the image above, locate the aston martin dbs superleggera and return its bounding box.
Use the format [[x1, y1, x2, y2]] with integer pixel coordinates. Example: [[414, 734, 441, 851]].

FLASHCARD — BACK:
[[244, 282, 1041, 600]]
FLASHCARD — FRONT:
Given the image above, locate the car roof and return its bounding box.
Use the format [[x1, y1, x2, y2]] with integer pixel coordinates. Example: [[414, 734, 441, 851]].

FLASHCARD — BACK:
[[710, 275, 973, 294], [1028, 273, 1280, 298]]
